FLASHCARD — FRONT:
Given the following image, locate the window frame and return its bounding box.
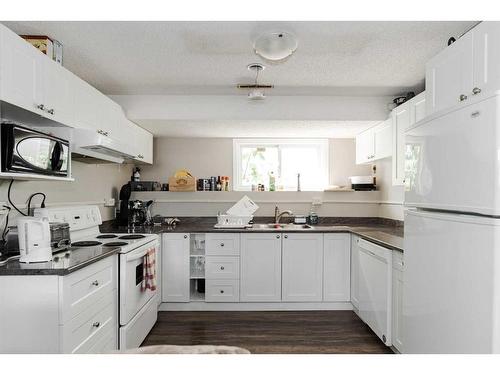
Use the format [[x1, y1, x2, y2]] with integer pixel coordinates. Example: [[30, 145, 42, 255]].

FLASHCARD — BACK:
[[232, 138, 329, 191]]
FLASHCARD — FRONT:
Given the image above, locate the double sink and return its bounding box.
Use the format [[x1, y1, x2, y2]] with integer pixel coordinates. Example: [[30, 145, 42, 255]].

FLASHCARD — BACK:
[[246, 223, 351, 231]]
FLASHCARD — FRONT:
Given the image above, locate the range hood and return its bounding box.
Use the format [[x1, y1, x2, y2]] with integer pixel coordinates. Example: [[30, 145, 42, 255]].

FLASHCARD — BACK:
[[71, 128, 135, 164]]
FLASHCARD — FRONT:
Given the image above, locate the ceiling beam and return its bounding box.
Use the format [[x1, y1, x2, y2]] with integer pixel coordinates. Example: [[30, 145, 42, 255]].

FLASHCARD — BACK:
[[110, 94, 393, 122]]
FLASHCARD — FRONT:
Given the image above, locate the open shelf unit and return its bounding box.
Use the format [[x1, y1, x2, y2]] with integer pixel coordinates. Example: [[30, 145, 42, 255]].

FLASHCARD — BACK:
[[189, 233, 206, 301]]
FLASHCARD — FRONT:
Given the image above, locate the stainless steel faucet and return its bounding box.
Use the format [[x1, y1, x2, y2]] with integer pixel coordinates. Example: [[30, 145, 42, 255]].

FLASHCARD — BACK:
[[274, 205, 293, 224]]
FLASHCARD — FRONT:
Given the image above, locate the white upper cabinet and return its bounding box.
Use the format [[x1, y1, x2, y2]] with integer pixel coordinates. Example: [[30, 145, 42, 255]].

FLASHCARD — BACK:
[[118, 117, 153, 164], [40, 59, 76, 126], [356, 118, 392, 165], [426, 31, 473, 115], [323, 233, 351, 302], [0, 26, 44, 116], [473, 22, 500, 97], [240, 233, 282, 302], [426, 22, 500, 116], [0, 24, 154, 165], [356, 128, 375, 164], [392, 101, 409, 186], [391, 92, 425, 186], [282, 233, 323, 302], [131, 124, 154, 164], [373, 118, 392, 160]]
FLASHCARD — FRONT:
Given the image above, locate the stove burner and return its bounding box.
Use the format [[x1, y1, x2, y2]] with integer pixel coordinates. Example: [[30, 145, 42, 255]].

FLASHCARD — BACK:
[[96, 234, 118, 239], [118, 235, 146, 240], [72, 241, 102, 247], [103, 241, 128, 247]]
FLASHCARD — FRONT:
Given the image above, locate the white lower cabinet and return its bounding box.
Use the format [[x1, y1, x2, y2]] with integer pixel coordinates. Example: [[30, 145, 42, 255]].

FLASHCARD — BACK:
[[323, 233, 351, 302], [392, 251, 404, 352], [240, 233, 282, 302], [162, 233, 190, 302], [282, 233, 324, 302], [0, 255, 118, 353], [350, 235, 360, 309], [206, 279, 240, 302]]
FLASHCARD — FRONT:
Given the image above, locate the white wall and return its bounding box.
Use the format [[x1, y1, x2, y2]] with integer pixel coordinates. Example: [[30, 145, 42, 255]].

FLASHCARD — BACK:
[[132, 137, 406, 219], [0, 161, 133, 225], [139, 137, 372, 191]]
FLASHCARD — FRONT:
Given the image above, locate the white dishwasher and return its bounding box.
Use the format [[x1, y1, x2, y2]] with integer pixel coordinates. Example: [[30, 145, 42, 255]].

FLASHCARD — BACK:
[[357, 237, 393, 346]]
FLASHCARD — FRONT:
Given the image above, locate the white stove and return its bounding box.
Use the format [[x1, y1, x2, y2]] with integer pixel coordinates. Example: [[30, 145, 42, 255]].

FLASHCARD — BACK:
[[34, 205, 159, 350]]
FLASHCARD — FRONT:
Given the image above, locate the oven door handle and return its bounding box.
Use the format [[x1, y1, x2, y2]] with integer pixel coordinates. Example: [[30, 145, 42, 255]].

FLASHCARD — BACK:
[[127, 251, 149, 262], [125, 241, 158, 262]]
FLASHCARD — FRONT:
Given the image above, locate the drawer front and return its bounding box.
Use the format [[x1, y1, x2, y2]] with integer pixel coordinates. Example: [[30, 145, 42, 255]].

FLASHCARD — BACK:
[[206, 233, 240, 256], [62, 255, 117, 322], [62, 291, 117, 353], [205, 256, 240, 279], [206, 279, 240, 302]]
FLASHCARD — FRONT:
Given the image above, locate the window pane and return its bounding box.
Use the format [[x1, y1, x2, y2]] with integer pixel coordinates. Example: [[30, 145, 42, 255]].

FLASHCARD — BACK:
[[240, 146, 279, 188], [280, 146, 325, 190]]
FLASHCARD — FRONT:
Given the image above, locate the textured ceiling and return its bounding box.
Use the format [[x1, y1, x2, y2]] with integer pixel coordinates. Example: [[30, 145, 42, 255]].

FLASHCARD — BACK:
[[1, 21, 477, 96]]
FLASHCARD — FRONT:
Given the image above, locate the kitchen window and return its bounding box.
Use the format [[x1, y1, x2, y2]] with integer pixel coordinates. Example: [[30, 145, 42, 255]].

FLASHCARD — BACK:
[[233, 139, 329, 191]]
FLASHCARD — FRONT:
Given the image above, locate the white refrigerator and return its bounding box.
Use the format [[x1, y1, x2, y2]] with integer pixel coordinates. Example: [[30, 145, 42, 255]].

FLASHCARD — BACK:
[[403, 92, 500, 353]]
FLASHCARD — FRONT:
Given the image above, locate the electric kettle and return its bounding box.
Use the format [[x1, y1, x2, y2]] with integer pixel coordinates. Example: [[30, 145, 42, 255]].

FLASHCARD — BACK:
[[17, 216, 52, 263]]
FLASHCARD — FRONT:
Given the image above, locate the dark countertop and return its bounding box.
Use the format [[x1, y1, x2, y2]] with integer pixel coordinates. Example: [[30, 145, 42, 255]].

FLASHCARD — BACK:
[[0, 245, 120, 276], [100, 217, 404, 252]]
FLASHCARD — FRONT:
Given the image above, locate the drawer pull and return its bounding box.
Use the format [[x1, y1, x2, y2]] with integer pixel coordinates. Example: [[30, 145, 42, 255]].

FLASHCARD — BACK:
[[220, 242, 225, 247], [220, 266, 225, 270], [472, 87, 482, 95], [91, 280, 99, 286], [220, 290, 224, 294], [184, 235, 188, 239], [459, 94, 468, 102], [284, 235, 288, 239], [92, 322, 101, 328]]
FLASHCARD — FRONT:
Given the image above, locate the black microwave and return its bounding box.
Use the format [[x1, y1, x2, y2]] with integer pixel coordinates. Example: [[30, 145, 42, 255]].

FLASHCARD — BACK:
[[1, 124, 70, 177]]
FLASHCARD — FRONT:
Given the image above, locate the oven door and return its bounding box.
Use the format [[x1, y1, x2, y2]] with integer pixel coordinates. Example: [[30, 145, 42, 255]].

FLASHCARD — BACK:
[[119, 239, 159, 326], [1, 124, 69, 176]]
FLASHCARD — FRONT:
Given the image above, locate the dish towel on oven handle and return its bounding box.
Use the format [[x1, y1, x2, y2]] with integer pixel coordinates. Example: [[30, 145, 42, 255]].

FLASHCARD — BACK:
[[141, 247, 157, 292]]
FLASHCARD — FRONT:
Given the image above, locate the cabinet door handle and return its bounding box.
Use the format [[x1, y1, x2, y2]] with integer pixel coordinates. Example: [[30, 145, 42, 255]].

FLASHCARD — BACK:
[[472, 87, 482, 95], [91, 280, 99, 286], [284, 235, 288, 239], [183, 235, 188, 239], [459, 94, 468, 102], [46, 108, 55, 115], [471, 111, 480, 118], [92, 322, 101, 328], [220, 290, 224, 294], [276, 235, 280, 239], [220, 243, 225, 247], [137, 154, 144, 159], [36, 104, 45, 111], [220, 266, 225, 270]]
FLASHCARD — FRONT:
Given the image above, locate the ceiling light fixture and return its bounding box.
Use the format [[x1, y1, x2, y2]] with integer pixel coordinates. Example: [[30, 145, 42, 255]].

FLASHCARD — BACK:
[[237, 63, 273, 100], [254, 31, 298, 63]]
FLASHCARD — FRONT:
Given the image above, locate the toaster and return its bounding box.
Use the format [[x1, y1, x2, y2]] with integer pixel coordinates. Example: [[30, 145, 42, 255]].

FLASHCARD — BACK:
[[49, 222, 71, 252]]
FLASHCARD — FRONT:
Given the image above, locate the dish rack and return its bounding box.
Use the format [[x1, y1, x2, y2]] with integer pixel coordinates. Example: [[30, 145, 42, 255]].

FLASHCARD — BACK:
[[214, 214, 253, 229]]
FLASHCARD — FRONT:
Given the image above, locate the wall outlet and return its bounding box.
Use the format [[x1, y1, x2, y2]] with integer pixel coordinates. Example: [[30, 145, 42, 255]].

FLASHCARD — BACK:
[[0, 202, 9, 216], [104, 198, 116, 207], [312, 197, 323, 206]]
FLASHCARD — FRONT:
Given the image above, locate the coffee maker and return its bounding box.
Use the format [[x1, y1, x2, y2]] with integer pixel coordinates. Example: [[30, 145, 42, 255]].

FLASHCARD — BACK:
[[128, 200, 154, 227], [117, 183, 132, 226]]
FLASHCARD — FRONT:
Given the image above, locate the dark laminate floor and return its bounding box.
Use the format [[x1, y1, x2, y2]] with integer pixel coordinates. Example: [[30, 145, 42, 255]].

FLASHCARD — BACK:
[[141, 311, 393, 354]]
